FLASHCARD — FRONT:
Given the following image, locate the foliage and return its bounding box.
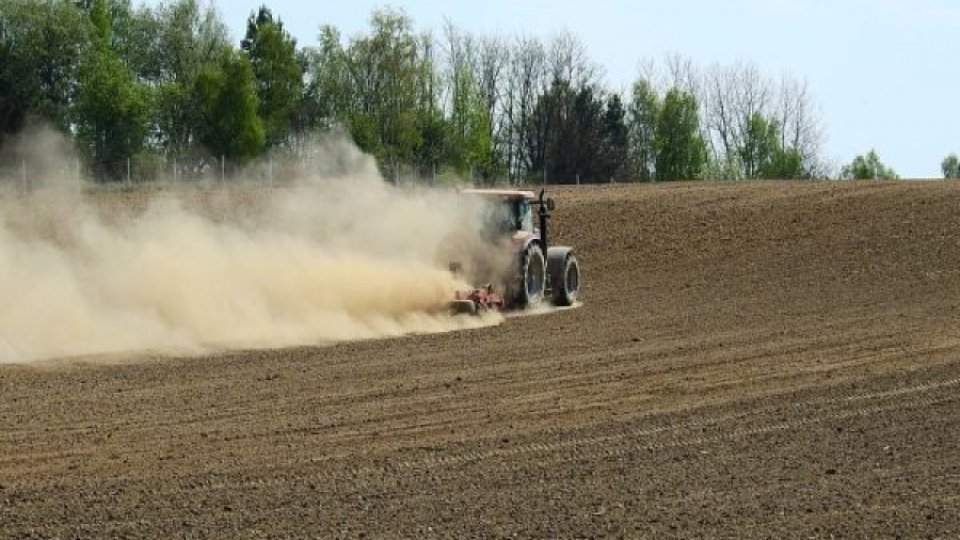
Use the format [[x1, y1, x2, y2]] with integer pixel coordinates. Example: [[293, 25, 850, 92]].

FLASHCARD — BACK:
[[447, 69, 496, 180], [129, 0, 231, 161], [739, 113, 779, 179], [340, 8, 430, 166], [654, 89, 707, 181], [942, 153, 960, 179], [626, 79, 659, 182], [74, 35, 151, 178], [194, 51, 265, 162], [599, 94, 629, 181], [0, 2, 837, 184], [738, 113, 806, 179], [841, 150, 897, 180], [0, 0, 91, 133], [241, 6, 303, 148]]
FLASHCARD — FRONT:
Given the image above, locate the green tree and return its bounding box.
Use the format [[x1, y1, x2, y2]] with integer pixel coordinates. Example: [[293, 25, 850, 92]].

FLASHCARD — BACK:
[[413, 107, 448, 178], [626, 78, 660, 182], [841, 149, 897, 180], [941, 153, 960, 179], [73, 0, 150, 180], [525, 79, 566, 181], [598, 93, 628, 181], [195, 51, 265, 163], [560, 84, 604, 183], [0, 28, 29, 144], [149, 0, 231, 160], [737, 112, 807, 179], [528, 79, 607, 184], [301, 24, 349, 130], [764, 146, 804, 179], [342, 8, 429, 166], [447, 70, 496, 180], [0, 0, 91, 135], [654, 88, 707, 181], [740, 113, 779, 179], [241, 6, 303, 148]]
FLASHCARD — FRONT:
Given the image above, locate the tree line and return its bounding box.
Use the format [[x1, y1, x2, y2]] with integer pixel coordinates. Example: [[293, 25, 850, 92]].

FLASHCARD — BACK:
[[0, 1, 950, 182]]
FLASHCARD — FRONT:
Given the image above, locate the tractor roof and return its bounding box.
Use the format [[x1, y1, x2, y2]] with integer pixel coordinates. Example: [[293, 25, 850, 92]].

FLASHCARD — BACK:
[[461, 189, 537, 201]]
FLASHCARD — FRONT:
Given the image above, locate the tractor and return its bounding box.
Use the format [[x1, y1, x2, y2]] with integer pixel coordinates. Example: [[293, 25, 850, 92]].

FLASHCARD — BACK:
[[450, 189, 581, 314]]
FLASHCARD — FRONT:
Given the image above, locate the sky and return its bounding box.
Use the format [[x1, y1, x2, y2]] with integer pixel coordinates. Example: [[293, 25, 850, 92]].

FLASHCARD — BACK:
[[159, 0, 960, 178]]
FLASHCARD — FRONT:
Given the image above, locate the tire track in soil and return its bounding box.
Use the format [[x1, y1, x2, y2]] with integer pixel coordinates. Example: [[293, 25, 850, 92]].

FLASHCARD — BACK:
[[157, 375, 960, 494], [21, 377, 958, 537]]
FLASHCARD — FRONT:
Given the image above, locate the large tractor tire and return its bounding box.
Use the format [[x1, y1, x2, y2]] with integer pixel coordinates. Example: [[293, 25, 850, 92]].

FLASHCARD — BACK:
[[514, 244, 546, 309], [547, 247, 581, 307]]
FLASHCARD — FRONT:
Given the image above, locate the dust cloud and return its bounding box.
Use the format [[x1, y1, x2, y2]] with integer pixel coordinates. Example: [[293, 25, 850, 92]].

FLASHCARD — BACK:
[[0, 130, 505, 363]]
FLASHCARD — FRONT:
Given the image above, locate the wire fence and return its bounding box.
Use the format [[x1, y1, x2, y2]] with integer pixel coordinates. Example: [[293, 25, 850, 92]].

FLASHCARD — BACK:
[[0, 155, 547, 194], [0, 153, 613, 193]]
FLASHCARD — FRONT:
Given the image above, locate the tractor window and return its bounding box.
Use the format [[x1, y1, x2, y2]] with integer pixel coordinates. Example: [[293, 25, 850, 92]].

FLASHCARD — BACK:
[[479, 198, 534, 236], [517, 201, 534, 232], [481, 201, 515, 235]]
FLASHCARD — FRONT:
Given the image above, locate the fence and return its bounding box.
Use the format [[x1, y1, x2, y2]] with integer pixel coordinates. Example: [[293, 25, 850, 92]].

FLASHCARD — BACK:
[[0, 152, 628, 194]]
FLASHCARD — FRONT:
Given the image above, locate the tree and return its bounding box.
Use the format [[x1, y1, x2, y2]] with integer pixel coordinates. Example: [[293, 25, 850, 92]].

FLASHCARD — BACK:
[[698, 60, 824, 180], [443, 21, 496, 179], [241, 5, 303, 148], [737, 97, 814, 180], [655, 88, 707, 181], [598, 93, 628, 181], [557, 84, 604, 183], [195, 51, 265, 162], [301, 24, 349, 130], [73, 0, 150, 180], [148, 0, 231, 160], [626, 78, 660, 181], [74, 36, 150, 179], [0, 28, 30, 145], [942, 153, 960, 179], [764, 146, 804, 180], [502, 35, 546, 183], [447, 69, 496, 180], [338, 8, 431, 166], [841, 150, 897, 180], [775, 75, 824, 177], [546, 30, 600, 92], [0, 0, 91, 135]]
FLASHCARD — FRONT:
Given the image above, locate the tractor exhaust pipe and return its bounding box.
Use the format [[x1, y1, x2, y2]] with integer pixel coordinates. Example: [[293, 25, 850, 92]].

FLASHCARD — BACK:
[[537, 189, 555, 253]]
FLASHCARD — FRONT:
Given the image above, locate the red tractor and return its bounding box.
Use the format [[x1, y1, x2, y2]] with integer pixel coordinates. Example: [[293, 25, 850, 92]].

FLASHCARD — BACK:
[[450, 189, 581, 314]]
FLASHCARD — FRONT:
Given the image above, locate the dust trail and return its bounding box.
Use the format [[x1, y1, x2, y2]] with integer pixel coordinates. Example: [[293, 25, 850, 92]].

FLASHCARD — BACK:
[[0, 130, 504, 363]]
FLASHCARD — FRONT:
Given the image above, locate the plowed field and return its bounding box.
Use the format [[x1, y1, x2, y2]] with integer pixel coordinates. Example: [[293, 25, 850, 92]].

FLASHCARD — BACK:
[[2, 181, 960, 538]]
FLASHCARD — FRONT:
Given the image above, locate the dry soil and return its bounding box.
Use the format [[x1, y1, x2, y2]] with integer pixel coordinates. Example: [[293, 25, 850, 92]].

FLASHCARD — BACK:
[[2, 181, 960, 538]]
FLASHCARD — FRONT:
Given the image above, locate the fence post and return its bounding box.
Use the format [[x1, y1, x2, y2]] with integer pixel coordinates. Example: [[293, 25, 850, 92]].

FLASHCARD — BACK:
[[221, 156, 225, 184], [21, 159, 27, 194], [127, 158, 132, 186], [269, 155, 274, 187], [173, 157, 177, 183]]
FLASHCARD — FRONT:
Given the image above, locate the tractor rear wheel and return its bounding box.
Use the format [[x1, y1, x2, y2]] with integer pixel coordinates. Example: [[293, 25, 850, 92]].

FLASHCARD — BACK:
[[548, 251, 580, 306], [515, 244, 546, 309]]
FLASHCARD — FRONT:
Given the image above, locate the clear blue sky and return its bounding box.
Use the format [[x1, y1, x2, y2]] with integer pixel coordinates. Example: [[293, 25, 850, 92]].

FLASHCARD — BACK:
[[179, 0, 959, 178]]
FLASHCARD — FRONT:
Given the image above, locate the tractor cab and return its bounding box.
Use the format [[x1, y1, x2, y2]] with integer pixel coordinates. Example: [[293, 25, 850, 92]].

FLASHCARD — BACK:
[[462, 189, 538, 238]]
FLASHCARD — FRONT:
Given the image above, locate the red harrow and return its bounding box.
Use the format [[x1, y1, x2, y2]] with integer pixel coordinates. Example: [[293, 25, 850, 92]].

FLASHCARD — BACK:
[[450, 285, 504, 315]]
